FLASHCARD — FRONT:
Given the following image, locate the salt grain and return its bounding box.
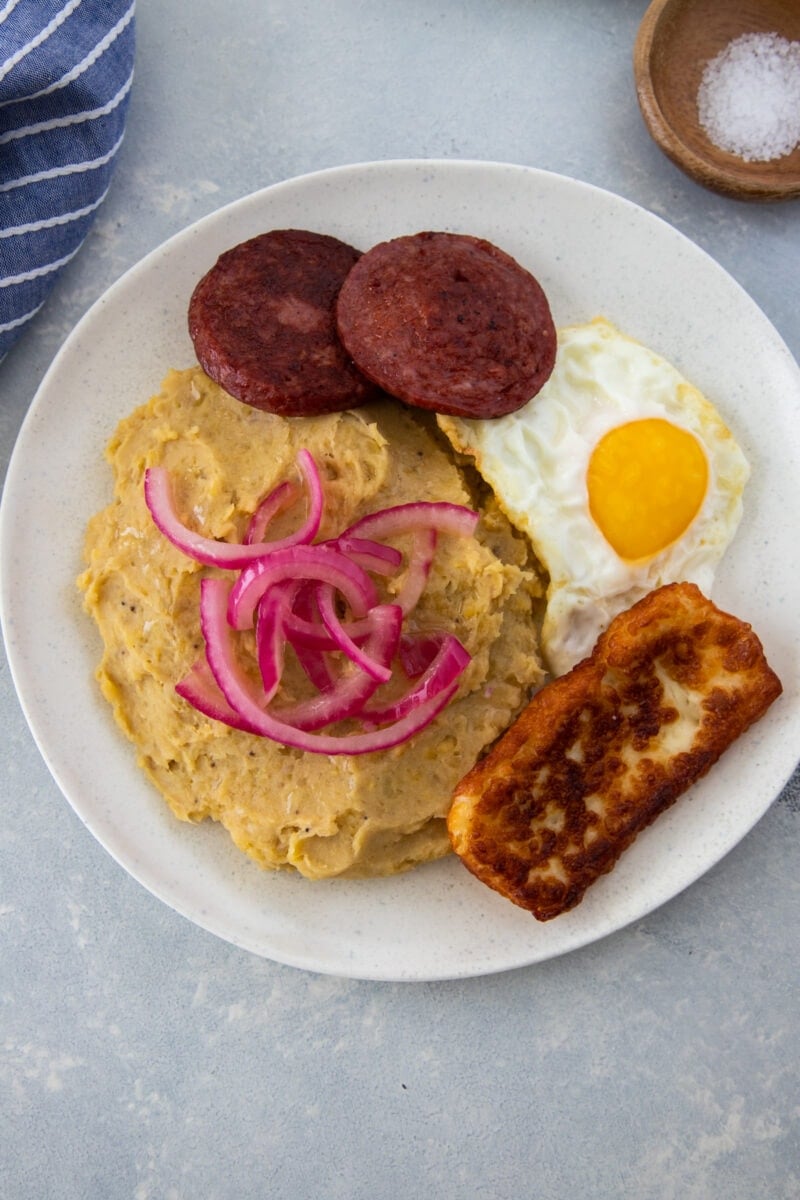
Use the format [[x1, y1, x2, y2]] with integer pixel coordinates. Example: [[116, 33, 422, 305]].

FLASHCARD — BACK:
[[697, 32, 800, 162]]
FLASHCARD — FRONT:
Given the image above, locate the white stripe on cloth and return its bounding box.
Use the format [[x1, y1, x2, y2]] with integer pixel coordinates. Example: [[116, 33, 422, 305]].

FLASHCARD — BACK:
[[0, 131, 125, 191], [0, 69, 133, 144], [0, 1, 135, 108], [0, 0, 85, 83], [0, 298, 45, 333], [0, 186, 109, 236], [0, 243, 82, 287], [0, 0, 24, 27]]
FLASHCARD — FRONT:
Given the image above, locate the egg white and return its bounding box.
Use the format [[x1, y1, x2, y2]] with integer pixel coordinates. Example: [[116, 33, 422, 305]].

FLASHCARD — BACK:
[[438, 318, 750, 677]]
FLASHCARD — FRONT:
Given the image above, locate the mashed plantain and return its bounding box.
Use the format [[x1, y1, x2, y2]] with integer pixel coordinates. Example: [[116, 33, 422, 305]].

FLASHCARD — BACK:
[[78, 367, 545, 879]]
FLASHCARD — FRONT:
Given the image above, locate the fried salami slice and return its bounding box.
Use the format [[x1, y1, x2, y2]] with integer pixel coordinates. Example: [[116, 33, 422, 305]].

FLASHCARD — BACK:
[[188, 229, 381, 416], [335, 231, 557, 418]]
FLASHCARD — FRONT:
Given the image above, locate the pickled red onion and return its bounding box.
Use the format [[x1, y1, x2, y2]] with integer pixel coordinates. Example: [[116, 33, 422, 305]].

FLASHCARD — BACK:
[[399, 633, 445, 678], [227, 543, 378, 632], [255, 584, 297, 701], [149, 450, 477, 755], [175, 657, 261, 735], [334, 535, 403, 575], [272, 605, 402, 732], [316, 582, 393, 683], [196, 577, 463, 756], [393, 527, 437, 615], [244, 479, 298, 544], [144, 447, 323, 568], [283, 583, 340, 693], [363, 633, 471, 725], [341, 500, 479, 542]]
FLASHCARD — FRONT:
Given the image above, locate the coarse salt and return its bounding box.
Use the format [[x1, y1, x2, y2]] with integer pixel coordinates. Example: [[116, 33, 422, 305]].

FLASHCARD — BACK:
[[697, 32, 800, 162]]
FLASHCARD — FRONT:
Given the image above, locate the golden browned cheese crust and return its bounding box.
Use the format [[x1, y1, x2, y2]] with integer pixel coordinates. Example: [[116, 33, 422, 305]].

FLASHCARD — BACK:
[[447, 582, 782, 920]]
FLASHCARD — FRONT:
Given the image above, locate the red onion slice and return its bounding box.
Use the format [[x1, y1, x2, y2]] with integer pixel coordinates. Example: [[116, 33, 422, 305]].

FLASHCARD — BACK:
[[393, 527, 437, 615], [363, 633, 470, 725], [316, 583, 394, 683], [274, 605, 402, 732], [340, 502, 478, 616], [175, 657, 262, 735], [283, 603, 377, 653], [200, 578, 268, 715], [276, 447, 324, 546], [227, 543, 378, 631], [341, 500, 479, 543], [255, 583, 299, 700], [399, 633, 447, 678], [334, 535, 402, 575], [244, 479, 298, 544], [284, 583, 340, 693], [144, 448, 323, 568], [198, 576, 464, 755], [151, 450, 479, 755]]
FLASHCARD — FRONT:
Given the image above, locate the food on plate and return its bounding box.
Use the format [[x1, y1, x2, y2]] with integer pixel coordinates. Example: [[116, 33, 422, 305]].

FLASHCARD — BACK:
[[438, 318, 750, 677], [447, 582, 782, 920], [335, 231, 557, 418], [80, 220, 771, 903], [78, 368, 545, 879], [188, 229, 381, 416]]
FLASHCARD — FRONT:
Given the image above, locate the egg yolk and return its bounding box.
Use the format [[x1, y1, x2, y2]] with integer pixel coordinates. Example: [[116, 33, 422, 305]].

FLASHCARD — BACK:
[[587, 418, 708, 561]]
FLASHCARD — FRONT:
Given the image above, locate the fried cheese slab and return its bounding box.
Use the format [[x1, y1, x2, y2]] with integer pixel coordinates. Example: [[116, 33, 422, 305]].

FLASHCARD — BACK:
[[448, 583, 782, 920]]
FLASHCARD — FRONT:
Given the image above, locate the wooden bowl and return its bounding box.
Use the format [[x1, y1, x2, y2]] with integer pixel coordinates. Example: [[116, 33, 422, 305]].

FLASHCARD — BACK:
[[634, 0, 800, 201]]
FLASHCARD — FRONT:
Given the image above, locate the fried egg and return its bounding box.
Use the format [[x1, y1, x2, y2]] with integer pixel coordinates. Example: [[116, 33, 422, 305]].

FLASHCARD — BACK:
[[438, 318, 750, 677]]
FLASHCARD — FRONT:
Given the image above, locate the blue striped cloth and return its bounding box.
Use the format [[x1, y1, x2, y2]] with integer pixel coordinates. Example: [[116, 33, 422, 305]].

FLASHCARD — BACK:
[[0, 0, 135, 361]]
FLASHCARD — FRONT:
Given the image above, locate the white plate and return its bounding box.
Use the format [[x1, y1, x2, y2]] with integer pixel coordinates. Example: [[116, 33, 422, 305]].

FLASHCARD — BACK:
[[2, 160, 799, 981]]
